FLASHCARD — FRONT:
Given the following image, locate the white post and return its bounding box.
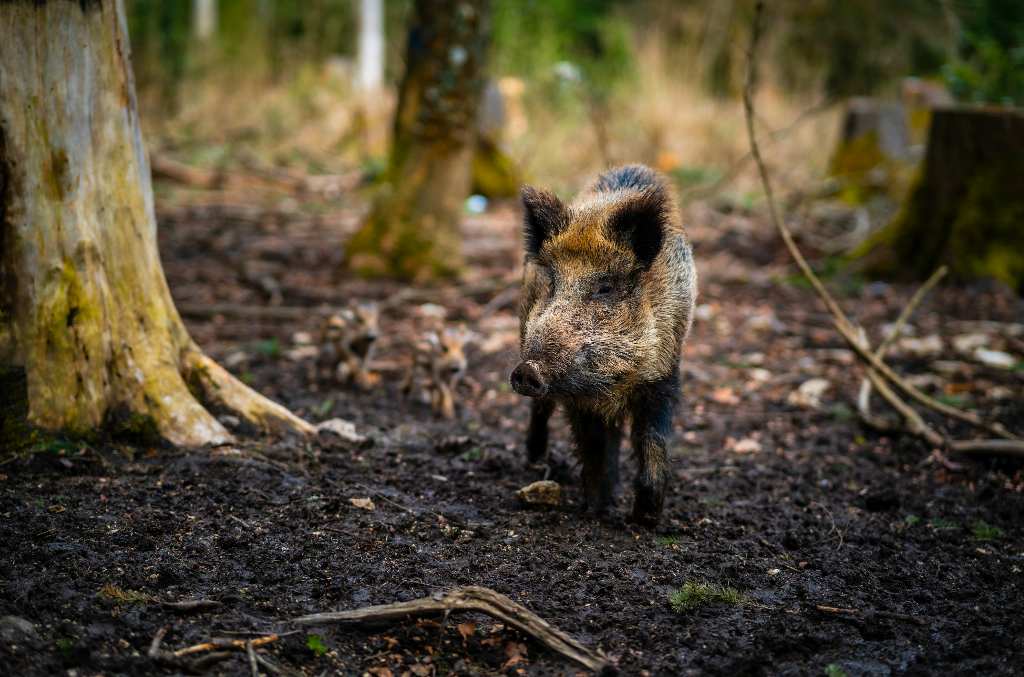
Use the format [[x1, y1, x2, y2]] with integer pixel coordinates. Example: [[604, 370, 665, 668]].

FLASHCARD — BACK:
[[358, 0, 384, 93], [193, 0, 216, 40]]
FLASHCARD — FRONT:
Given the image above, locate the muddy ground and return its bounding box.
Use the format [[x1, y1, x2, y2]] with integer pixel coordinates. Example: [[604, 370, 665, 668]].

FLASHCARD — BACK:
[[2, 186, 1023, 677]]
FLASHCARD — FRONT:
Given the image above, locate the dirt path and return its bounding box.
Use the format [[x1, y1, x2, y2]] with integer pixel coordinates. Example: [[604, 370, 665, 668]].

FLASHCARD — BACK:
[[2, 195, 1022, 676]]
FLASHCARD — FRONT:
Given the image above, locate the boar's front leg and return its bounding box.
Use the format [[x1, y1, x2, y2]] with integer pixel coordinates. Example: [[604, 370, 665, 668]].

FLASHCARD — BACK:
[[526, 398, 555, 463], [569, 409, 622, 513], [630, 389, 676, 527]]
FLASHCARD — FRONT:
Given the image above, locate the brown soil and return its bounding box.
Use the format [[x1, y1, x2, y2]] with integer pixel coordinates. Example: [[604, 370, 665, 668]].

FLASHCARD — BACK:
[[2, 190, 1023, 676]]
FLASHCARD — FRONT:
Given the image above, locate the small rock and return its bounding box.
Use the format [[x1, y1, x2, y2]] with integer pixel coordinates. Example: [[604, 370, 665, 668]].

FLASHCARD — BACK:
[[223, 351, 250, 368], [284, 345, 318, 361], [217, 415, 241, 430], [0, 616, 39, 646], [952, 332, 990, 354], [899, 334, 943, 357], [973, 348, 1016, 369], [748, 368, 773, 383], [317, 418, 366, 443], [931, 360, 967, 374], [514, 481, 564, 507], [732, 437, 762, 454], [349, 497, 375, 511], [987, 385, 1016, 401], [431, 475, 448, 483], [418, 303, 447, 319], [694, 303, 717, 321], [291, 331, 314, 346], [787, 378, 831, 409]]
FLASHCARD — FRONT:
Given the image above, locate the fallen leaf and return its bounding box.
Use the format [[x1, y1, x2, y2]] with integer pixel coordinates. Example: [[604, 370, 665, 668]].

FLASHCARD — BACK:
[[417, 619, 441, 630], [349, 497, 376, 511], [368, 668, 394, 677], [504, 642, 527, 667], [480, 636, 502, 646], [409, 665, 431, 677], [318, 417, 366, 443], [712, 387, 740, 405], [787, 378, 831, 409], [457, 620, 476, 644], [952, 332, 989, 353]]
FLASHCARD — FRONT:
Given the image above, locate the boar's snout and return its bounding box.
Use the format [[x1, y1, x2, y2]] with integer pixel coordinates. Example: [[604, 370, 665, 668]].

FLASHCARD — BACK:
[[510, 361, 547, 397]]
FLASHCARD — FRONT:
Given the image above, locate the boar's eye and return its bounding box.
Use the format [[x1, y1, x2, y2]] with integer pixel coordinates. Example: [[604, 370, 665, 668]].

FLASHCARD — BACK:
[[441, 344, 449, 353], [592, 281, 615, 299]]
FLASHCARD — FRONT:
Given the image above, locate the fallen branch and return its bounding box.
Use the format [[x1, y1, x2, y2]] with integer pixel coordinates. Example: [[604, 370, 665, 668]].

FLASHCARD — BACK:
[[150, 153, 359, 196], [742, 2, 1023, 455], [291, 586, 606, 672], [147, 627, 234, 672], [173, 634, 279, 657], [160, 599, 224, 614], [246, 639, 259, 677]]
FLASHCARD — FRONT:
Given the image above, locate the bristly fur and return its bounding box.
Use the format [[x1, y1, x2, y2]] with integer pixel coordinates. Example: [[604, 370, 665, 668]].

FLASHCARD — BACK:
[[521, 185, 570, 263], [593, 164, 664, 193], [513, 164, 697, 527]]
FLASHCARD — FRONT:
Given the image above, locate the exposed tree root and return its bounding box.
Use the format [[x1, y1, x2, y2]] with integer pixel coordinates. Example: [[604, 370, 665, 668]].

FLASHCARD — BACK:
[[743, 2, 1023, 458], [184, 351, 317, 438], [291, 586, 607, 672]]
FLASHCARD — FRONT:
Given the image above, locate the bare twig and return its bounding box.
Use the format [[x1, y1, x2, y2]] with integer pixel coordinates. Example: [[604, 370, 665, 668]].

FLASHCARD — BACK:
[[173, 634, 279, 657], [291, 586, 606, 672], [949, 439, 1024, 459], [742, 2, 1021, 449], [246, 639, 260, 677], [160, 599, 225, 614]]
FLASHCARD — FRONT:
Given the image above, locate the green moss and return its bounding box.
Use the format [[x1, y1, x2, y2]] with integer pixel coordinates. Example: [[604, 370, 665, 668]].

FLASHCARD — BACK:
[[105, 410, 162, 448], [861, 145, 1024, 293], [471, 139, 518, 198], [972, 521, 1004, 539], [669, 581, 746, 612]]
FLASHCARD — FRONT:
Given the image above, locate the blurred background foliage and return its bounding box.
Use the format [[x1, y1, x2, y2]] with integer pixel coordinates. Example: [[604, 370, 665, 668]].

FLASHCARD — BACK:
[[125, 0, 1022, 192], [941, 0, 1024, 105]]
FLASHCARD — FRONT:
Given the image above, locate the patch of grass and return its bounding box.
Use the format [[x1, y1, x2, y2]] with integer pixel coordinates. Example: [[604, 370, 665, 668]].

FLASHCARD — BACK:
[[98, 583, 151, 605], [656, 535, 680, 547], [933, 394, 976, 409], [824, 665, 848, 677], [305, 634, 328, 655], [311, 397, 335, 418], [35, 497, 46, 507], [240, 371, 255, 384], [930, 518, 960, 529], [905, 515, 920, 525], [669, 581, 746, 612], [253, 338, 282, 358], [56, 638, 75, 657], [703, 496, 723, 510], [972, 521, 1004, 539], [459, 447, 483, 461], [828, 403, 856, 422]]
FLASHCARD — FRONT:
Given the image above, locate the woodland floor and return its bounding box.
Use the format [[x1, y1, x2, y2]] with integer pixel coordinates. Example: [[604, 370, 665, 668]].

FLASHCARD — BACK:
[[2, 183, 1024, 677]]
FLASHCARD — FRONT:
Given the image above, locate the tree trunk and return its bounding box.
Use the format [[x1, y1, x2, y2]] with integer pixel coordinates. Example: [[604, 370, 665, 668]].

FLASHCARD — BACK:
[[346, 0, 490, 280], [860, 107, 1024, 293], [0, 0, 314, 445]]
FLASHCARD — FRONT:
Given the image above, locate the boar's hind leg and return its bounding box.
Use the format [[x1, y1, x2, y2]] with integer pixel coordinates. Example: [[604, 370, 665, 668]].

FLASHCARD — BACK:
[[526, 399, 555, 463], [569, 410, 620, 512], [630, 393, 675, 527]]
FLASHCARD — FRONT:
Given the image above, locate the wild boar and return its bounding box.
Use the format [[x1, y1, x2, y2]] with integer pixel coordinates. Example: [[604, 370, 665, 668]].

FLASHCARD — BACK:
[[402, 324, 470, 419], [316, 301, 380, 386], [509, 164, 696, 526]]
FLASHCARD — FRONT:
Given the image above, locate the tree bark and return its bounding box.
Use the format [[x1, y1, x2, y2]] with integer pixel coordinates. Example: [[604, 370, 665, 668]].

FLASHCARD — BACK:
[[860, 107, 1024, 293], [346, 0, 490, 280], [0, 0, 314, 445]]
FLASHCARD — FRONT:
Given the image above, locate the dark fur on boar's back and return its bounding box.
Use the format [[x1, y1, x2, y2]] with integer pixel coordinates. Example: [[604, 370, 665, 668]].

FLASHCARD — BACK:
[[510, 164, 696, 526]]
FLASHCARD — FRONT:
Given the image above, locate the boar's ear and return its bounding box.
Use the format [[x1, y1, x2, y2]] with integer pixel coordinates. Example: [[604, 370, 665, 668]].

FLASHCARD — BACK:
[[521, 185, 569, 261], [607, 187, 671, 270]]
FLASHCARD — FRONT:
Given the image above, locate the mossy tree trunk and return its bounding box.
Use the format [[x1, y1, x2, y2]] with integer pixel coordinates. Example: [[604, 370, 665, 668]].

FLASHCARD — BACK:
[[0, 0, 315, 446], [861, 107, 1024, 293], [346, 0, 490, 280]]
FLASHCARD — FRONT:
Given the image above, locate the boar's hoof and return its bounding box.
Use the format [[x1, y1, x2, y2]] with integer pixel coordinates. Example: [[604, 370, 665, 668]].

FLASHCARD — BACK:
[[632, 506, 662, 528], [510, 361, 547, 397]]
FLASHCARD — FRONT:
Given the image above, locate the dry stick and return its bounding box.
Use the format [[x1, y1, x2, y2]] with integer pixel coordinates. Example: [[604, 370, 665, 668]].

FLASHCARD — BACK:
[[291, 586, 606, 672], [246, 639, 260, 677], [857, 268, 949, 445], [742, 3, 1021, 447], [173, 634, 279, 657]]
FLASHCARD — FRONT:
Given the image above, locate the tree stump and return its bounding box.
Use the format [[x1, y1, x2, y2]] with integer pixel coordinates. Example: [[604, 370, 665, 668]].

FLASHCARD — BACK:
[[861, 107, 1024, 293], [0, 0, 314, 445]]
